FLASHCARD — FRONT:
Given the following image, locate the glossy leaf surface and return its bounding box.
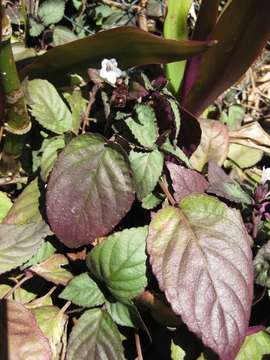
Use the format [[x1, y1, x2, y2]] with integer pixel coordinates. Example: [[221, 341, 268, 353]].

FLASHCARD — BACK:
[[129, 149, 164, 200], [147, 194, 253, 359], [0, 222, 50, 275], [66, 308, 125, 360], [167, 162, 208, 202], [46, 134, 135, 248], [59, 273, 105, 307], [20, 26, 213, 83], [87, 226, 148, 301], [182, 0, 270, 115], [0, 300, 51, 360]]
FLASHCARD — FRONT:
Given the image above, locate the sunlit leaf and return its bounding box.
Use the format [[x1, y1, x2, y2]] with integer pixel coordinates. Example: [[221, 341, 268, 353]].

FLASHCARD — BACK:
[[226, 143, 263, 169], [14, 287, 37, 304], [0, 191, 12, 222], [32, 305, 68, 360], [167, 162, 208, 202], [46, 134, 135, 248], [106, 301, 144, 329], [38, 0, 65, 26], [125, 104, 158, 148], [23, 241, 56, 269], [141, 192, 163, 210], [63, 88, 87, 134], [236, 329, 270, 359], [20, 26, 213, 84], [87, 226, 148, 301], [229, 122, 270, 155], [164, 0, 192, 94], [26, 79, 73, 134], [182, 0, 270, 116], [3, 178, 42, 224], [59, 273, 105, 307], [190, 118, 229, 171], [0, 222, 50, 275], [147, 194, 253, 359], [53, 25, 78, 46], [207, 161, 252, 204], [30, 254, 73, 285], [0, 300, 51, 359], [66, 308, 125, 360], [0, 284, 12, 298], [129, 149, 164, 200], [40, 136, 65, 181]]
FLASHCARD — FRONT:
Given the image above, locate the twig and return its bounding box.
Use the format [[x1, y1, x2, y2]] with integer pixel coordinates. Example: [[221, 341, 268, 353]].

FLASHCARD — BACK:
[[135, 330, 143, 360], [82, 84, 100, 133], [158, 178, 176, 206], [102, 0, 142, 13], [4, 273, 33, 299]]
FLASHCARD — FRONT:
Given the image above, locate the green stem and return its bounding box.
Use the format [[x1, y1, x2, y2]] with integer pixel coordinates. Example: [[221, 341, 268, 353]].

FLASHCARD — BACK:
[[0, 10, 31, 174]]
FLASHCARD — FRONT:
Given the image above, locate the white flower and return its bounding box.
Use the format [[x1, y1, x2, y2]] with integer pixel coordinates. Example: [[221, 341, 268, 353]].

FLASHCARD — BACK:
[[261, 167, 270, 184], [99, 58, 122, 85]]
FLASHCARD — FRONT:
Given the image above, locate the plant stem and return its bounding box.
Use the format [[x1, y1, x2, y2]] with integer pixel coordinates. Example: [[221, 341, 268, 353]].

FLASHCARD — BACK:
[[134, 330, 143, 360], [0, 10, 31, 174], [159, 178, 176, 206]]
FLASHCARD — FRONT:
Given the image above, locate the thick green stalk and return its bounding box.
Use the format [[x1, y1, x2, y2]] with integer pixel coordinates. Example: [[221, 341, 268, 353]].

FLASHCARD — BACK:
[[0, 11, 31, 175]]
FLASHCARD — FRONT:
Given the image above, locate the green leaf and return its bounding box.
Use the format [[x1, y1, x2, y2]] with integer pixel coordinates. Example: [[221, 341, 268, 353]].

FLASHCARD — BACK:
[[171, 339, 186, 360], [236, 330, 270, 359], [0, 192, 12, 222], [22, 241, 56, 269], [147, 194, 253, 360], [141, 192, 163, 210], [30, 254, 73, 286], [125, 104, 158, 148], [40, 136, 65, 181], [129, 149, 164, 200], [14, 287, 37, 304], [12, 42, 37, 62], [46, 134, 135, 248], [87, 226, 148, 301], [63, 88, 87, 134], [59, 273, 105, 307], [73, 0, 82, 10], [66, 308, 125, 360], [226, 144, 263, 169], [20, 26, 213, 84], [106, 301, 144, 329], [0, 300, 52, 359], [3, 178, 42, 224], [53, 26, 78, 46], [29, 17, 45, 37], [38, 0, 65, 26], [221, 105, 245, 131], [167, 98, 181, 142], [32, 305, 68, 360], [26, 79, 73, 134], [160, 138, 191, 168], [0, 284, 12, 298], [183, 0, 270, 116], [0, 222, 51, 275], [164, 0, 192, 94]]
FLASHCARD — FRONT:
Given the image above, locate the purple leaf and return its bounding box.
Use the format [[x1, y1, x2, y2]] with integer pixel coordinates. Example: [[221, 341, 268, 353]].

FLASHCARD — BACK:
[[207, 161, 252, 204], [46, 134, 135, 248], [166, 162, 208, 202], [147, 194, 253, 360], [0, 300, 52, 360], [181, 0, 270, 116]]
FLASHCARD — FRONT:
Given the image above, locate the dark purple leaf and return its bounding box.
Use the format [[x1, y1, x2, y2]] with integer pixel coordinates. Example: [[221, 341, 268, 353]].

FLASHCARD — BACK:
[[207, 161, 252, 204], [147, 194, 253, 360], [0, 300, 51, 360], [166, 162, 208, 202], [20, 26, 213, 84], [181, 0, 270, 116], [46, 133, 135, 248]]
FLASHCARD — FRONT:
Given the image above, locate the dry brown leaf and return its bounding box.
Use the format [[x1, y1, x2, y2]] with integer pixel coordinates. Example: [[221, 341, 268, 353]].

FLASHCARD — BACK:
[[190, 118, 229, 171], [229, 122, 270, 154]]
